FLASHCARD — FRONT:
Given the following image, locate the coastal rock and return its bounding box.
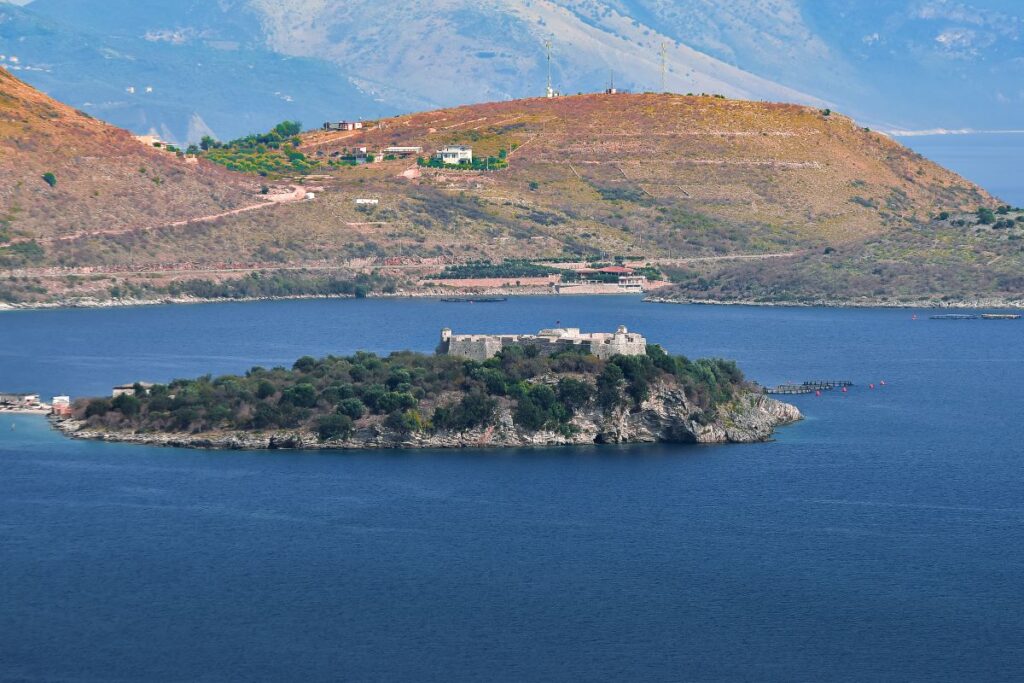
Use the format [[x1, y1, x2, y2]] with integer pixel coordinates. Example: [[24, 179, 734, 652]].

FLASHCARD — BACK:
[[52, 385, 801, 453]]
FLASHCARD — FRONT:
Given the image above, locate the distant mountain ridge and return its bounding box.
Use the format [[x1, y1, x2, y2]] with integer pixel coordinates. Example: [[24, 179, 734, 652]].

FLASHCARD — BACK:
[[3, 0, 1021, 143]]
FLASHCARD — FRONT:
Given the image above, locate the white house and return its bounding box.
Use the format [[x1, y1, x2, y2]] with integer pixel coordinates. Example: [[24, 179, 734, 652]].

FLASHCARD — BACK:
[[437, 146, 473, 165]]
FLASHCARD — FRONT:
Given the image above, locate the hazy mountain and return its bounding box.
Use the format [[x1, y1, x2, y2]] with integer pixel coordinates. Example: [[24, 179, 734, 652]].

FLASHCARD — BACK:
[[0, 0, 391, 143], [1, 0, 1021, 141]]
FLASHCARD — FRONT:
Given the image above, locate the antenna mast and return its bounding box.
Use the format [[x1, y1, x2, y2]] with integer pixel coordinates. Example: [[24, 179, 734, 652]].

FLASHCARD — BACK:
[[545, 40, 554, 98]]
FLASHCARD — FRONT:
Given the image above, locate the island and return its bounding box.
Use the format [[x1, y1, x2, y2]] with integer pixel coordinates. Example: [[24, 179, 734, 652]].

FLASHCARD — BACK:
[[54, 327, 801, 451]]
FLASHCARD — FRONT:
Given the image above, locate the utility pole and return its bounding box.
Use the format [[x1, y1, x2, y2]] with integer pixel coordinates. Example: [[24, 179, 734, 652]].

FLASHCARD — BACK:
[[660, 42, 668, 92], [545, 40, 554, 98]]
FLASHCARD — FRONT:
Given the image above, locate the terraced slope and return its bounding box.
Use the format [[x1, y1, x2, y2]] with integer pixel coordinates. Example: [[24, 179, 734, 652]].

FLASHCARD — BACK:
[[297, 93, 990, 258], [0, 69, 253, 248]]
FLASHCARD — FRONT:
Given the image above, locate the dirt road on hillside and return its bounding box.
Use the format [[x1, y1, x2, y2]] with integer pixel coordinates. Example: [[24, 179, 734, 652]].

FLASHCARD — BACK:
[[16, 186, 308, 246]]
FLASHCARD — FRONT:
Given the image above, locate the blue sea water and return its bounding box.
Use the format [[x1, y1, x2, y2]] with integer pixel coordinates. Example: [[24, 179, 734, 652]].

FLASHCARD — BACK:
[[2, 297, 1024, 681]]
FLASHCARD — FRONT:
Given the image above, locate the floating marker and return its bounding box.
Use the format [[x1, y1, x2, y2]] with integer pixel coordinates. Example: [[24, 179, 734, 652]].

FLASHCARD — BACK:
[[842, 387, 848, 393], [869, 384, 875, 389], [816, 391, 822, 397], [880, 381, 886, 386]]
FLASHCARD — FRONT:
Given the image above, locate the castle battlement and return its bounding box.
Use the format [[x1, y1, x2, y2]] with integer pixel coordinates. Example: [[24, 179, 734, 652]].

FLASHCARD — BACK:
[[439, 326, 647, 362]]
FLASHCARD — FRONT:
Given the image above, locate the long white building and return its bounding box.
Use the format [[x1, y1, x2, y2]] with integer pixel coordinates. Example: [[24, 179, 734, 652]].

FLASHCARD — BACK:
[[439, 326, 647, 362]]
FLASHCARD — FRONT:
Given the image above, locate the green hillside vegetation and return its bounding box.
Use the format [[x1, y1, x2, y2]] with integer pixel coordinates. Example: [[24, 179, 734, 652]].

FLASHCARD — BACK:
[[74, 346, 746, 442], [427, 260, 561, 279], [0, 270, 396, 306], [200, 121, 324, 176], [427, 259, 664, 282], [660, 206, 1024, 304]]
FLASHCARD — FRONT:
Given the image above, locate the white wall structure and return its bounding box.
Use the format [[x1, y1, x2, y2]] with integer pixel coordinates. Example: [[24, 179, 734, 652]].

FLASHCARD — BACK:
[[440, 326, 647, 362]]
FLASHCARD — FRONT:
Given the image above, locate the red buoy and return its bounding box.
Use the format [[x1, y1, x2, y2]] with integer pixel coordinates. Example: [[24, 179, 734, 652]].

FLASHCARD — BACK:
[[816, 391, 822, 397], [870, 384, 875, 389]]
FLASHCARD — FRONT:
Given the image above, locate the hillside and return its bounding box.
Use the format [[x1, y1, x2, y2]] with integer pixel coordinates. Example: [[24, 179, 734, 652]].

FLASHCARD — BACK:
[[299, 93, 988, 251], [1, 87, 1012, 307], [0, 68, 255, 255]]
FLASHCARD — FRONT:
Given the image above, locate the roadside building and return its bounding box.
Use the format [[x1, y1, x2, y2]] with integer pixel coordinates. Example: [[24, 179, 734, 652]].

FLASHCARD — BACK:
[[51, 396, 72, 417], [383, 146, 423, 157], [0, 393, 40, 407], [598, 266, 635, 276], [437, 146, 473, 165], [323, 121, 363, 131], [134, 134, 164, 147], [355, 198, 379, 206], [554, 275, 648, 295], [617, 275, 647, 293]]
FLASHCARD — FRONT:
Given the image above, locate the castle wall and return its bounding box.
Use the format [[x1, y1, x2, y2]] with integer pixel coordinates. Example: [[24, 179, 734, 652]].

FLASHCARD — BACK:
[[592, 334, 647, 360], [442, 328, 647, 362], [446, 336, 505, 362]]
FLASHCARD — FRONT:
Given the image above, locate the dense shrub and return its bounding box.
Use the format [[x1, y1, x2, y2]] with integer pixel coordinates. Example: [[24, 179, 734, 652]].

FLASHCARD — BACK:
[[77, 345, 746, 437], [317, 414, 354, 441]]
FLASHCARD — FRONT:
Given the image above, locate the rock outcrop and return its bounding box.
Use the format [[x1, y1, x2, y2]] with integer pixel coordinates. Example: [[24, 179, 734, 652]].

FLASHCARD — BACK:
[[53, 384, 800, 452]]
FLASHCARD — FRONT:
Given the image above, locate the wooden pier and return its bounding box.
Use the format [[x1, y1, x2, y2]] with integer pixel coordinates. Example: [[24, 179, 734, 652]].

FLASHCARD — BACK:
[[930, 314, 1022, 321], [764, 380, 854, 396]]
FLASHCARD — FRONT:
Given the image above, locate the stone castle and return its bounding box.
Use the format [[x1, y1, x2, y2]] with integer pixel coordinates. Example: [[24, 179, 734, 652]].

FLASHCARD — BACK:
[[440, 326, 647, 362]]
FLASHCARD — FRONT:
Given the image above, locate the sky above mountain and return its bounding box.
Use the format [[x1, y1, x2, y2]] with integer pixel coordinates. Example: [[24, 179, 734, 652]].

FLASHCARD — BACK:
[[1, 0, 1020, 142]]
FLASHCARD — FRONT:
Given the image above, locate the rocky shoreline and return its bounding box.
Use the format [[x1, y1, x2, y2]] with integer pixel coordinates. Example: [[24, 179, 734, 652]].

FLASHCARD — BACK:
[[4, 289, 1024, 312], [53, 389, 801, 453], [0, 288, 559, 312], [644, 294, 1024, 310]]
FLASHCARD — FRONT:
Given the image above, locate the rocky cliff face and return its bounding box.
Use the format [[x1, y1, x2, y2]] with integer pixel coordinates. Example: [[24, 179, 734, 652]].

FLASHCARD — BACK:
[[53, 384, 801, 452]]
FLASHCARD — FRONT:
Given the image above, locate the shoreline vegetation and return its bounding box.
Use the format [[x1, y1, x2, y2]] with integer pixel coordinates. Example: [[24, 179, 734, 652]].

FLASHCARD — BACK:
[[54, 345, 801, 452]]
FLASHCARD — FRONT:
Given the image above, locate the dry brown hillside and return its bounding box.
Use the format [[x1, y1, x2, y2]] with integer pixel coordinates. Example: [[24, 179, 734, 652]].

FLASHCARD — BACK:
[[304, 93, 991, 251], [0, 68, 254, 244], [3, 88, 1011, 306]]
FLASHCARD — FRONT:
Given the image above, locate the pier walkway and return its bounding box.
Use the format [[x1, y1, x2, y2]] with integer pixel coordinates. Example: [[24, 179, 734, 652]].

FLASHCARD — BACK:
[[765, 381, 854, 396]]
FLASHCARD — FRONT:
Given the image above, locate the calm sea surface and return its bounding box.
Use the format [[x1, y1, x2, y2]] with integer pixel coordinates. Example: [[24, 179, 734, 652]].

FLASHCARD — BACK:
[[2, 297, 1024, 681]]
